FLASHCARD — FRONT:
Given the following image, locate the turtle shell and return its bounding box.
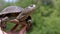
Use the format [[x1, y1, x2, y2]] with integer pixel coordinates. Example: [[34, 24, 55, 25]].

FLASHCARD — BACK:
[[0, 6, 24, 15]]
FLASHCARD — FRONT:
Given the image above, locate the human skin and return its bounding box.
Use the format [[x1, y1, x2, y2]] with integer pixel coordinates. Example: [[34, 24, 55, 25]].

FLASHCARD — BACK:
[[0, 25, 27, 34], [0, 19, 27, 34]]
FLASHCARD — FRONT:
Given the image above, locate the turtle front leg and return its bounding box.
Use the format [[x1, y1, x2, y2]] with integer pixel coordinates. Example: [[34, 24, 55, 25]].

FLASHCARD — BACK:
[[25, 16, 33, 31]]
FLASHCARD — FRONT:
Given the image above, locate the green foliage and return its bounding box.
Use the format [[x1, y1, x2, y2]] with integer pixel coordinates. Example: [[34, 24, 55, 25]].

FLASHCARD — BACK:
[[1, 0, 60, 34]]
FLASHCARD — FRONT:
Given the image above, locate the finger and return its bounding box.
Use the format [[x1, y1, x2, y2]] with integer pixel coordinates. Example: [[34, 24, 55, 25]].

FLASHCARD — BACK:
[[10, 24, 19, 32], [10, 19, 19, 23], [18, 25, 27, 34], [0, 27, 7, 34]]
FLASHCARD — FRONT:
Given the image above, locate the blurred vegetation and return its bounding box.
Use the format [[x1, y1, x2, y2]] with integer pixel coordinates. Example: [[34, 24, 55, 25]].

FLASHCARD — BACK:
[[1, 0, 60, 34]]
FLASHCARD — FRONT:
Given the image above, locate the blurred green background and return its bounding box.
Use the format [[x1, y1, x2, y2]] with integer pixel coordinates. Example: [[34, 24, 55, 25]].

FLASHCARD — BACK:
[[1, 0, 60, 34]]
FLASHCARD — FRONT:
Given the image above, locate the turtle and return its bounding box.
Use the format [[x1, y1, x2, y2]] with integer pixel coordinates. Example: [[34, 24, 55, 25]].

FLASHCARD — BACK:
[[0, 4, 36, 32], [0, 6, 24, 30], [0, 4, 36, 21]]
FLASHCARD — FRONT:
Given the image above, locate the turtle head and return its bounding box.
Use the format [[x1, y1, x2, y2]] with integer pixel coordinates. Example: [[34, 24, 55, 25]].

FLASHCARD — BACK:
[[28, 4, 35, 9], [26, 4, 36, 11], [16, 4, 36, 20], [24, 4, 36, 15]]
